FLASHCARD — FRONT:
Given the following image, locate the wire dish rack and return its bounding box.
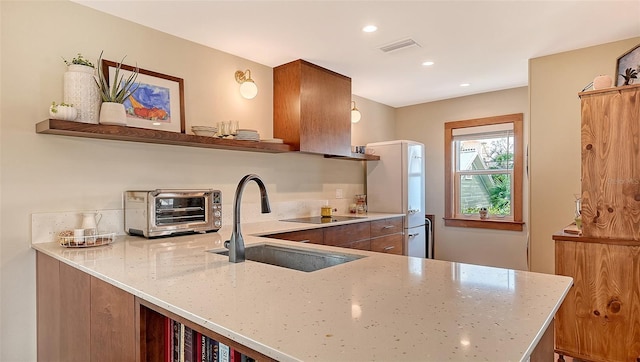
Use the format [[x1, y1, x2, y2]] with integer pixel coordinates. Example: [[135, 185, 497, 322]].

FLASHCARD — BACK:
[[58, 231, 115, 248]]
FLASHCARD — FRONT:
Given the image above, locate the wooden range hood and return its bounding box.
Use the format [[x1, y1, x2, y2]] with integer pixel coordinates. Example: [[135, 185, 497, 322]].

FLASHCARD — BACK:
[[273, 59, 352, 157]]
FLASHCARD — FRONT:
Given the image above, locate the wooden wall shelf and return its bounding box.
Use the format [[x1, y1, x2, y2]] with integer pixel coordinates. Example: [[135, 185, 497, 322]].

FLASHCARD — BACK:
[[36, 119, 293, 153]]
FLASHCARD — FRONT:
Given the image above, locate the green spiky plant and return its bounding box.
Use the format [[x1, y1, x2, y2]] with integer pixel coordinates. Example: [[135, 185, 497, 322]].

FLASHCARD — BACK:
[[94, 51, 140, 103], [620, 67, 638, 86]]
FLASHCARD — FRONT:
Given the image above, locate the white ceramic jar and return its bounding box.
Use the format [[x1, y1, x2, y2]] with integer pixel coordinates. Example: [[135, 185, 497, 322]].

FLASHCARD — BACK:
[[63, 64, 100, 124]]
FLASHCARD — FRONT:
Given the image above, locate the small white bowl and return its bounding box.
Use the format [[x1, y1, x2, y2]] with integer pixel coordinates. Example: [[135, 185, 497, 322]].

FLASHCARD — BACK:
[[49, 105, 78, 121], [192, 129, 217, 137], [191, 125, 217, 137]]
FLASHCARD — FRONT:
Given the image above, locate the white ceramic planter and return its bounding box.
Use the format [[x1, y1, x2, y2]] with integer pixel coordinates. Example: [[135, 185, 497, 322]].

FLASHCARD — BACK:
[[48, 105, 78, 121], [63, 64, 100, 124], [99, 102, 127, 126]]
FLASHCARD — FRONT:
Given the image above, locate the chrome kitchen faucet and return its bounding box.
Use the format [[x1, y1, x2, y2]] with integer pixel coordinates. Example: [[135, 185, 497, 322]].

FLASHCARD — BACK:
[[225, 174, 271, 263]]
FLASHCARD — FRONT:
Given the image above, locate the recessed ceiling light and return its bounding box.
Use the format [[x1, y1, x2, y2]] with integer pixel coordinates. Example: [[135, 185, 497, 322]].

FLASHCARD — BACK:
[[422, 61, 434, 66], [460, 83, 471, 87], [362, 25, 378, 33]]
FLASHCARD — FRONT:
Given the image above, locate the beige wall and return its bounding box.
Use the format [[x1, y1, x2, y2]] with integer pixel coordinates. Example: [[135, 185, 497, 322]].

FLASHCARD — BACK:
[[351, 94, 396, 147], [395, 87, 530, 270], [0, 2, 393, 360], [529, 37, 640, 274]]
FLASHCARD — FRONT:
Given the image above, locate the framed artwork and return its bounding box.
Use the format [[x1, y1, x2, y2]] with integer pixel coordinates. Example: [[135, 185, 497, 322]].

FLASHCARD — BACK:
[[615, 43, 640, 86], [102, 60, 185, 133]]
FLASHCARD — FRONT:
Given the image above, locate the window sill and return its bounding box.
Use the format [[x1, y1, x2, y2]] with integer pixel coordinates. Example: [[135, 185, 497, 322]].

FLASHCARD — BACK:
[[443, 217, 524, 231]]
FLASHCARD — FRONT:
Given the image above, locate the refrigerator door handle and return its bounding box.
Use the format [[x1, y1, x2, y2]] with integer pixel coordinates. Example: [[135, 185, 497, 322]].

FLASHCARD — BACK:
[[408, 209, 420, 215], [408, 232, 420, 238]]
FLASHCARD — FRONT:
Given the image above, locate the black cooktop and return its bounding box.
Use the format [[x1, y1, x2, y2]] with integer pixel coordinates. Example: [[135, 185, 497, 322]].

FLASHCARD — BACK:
[[280, 216, 365, 224]]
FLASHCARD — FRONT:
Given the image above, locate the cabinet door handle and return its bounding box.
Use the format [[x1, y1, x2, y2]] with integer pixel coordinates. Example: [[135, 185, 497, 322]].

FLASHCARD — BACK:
[[383, 225, 395, 229], [383, 246, 395, 251], [299, 239, 311, 243]]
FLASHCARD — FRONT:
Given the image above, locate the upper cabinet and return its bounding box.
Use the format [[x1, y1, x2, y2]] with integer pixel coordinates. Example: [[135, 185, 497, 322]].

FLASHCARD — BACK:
[[274, 59, 352, 157], [580, 84, 640, 241]]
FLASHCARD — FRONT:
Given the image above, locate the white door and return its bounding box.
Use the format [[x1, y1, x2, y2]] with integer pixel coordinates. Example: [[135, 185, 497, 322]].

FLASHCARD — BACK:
[[405, 142, 425, 228], [366, 143, 403, 214], [406, 225, 426, 258]]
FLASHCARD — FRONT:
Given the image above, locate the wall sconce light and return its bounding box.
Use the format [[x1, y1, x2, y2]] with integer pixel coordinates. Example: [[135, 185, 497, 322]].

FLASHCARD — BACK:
[[351, 101, 361, 123], [235, 69, 258, 99]]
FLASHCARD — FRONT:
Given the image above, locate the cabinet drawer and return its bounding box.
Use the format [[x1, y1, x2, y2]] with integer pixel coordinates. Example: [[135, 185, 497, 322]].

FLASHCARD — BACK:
[[341, 239, 371, 251], [370, 217, 403, 237], [266, 228, 324, 245], [370, 234, 403, 255], [324, 222, 370, 247]]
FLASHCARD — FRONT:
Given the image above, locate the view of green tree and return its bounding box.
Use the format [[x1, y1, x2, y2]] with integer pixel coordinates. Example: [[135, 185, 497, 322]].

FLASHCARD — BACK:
[[485, 138, 512, 215], [488, 174, 511, 215], [457, 135, 513, 216]]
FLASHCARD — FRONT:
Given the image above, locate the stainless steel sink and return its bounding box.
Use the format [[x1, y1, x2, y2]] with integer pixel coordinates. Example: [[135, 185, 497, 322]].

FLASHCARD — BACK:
[[212, 244, 365, 272]]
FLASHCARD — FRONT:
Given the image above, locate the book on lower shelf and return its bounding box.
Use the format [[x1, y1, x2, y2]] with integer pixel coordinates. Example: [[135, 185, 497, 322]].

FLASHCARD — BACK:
[[218, 341, 229, 362], [164, 317, 255, 362], [172, 320, 180, 362]]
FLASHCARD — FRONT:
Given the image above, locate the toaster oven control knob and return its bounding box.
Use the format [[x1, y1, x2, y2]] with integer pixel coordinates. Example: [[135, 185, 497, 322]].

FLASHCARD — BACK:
[[214, 210, 221, 217], [215, 220, 222, 227]]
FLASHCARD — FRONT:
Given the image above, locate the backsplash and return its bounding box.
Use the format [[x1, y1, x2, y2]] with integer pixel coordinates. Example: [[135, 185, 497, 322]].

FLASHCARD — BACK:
[[32, 209, 125, 244], [31, 199, 344, 244]]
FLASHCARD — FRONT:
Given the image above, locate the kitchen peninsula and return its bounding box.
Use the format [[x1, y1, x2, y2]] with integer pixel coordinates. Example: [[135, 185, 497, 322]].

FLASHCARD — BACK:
[[33, 216, 572, 361]]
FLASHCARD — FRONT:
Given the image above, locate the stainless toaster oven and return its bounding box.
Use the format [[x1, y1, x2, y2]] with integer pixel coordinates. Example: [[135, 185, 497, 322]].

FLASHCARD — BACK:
[[124, 189, 222, 237]]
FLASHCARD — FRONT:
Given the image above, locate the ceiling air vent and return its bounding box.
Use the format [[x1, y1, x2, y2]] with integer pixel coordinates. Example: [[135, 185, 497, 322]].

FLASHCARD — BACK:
[[379, 38, 421, 53]]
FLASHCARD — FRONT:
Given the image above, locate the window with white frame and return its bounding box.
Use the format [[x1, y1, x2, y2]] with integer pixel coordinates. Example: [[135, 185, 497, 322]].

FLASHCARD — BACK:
[[444, 114, 524, 231]]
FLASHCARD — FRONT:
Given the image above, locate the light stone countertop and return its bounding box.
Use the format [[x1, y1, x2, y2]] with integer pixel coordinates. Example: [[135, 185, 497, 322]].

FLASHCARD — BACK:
[[32, 213, 573, 361]]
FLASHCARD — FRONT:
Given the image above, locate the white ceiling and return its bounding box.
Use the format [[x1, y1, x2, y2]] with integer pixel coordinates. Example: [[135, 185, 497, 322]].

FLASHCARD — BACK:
[[73, 1, 640, 108]]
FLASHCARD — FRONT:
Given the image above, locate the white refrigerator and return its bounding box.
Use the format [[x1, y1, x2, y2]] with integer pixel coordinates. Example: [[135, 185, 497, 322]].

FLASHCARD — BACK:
[[366, 140, 427, 258]]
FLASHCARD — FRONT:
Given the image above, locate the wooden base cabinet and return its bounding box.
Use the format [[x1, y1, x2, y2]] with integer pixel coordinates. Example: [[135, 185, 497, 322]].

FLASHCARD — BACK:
[[370, 217, 404, 255], [324, 222, 371, 249], [554, 236, 640, 361], [266, 217, 405, 255], [36, 252, 134, 361], [265, 228, 325, 245], [36, 252, 274, 362]]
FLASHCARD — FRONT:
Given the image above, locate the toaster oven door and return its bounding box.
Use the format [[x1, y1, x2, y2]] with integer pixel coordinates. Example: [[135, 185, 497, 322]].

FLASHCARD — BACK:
[[154, 195, 207, 225], [147, 190, 216, 236]]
